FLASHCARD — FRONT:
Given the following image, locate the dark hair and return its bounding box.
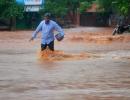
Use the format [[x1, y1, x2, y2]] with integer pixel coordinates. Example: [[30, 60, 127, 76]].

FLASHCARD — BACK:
[[44, 13, 51, 18]]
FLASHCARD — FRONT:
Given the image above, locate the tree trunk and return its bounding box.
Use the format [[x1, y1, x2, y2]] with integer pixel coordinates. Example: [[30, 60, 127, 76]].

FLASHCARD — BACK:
[[10, 17, 16, 31]]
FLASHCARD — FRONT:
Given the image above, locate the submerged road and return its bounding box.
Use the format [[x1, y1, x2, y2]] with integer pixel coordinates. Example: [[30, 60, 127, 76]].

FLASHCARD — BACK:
[[0, 27, 130, 100]]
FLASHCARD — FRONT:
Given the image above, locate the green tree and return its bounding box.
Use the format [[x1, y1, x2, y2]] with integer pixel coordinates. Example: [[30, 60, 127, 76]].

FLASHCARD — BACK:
[[96, 0, 130, 16], [40, 0, 68, 17], [0, 0, 24, 30], [79, 1, 92, 13], [113, 0, 130, 16], [40, 0, 94, 24]]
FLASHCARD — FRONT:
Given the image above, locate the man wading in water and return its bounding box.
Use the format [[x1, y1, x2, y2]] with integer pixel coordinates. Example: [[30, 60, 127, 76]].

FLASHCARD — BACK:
[[29, 13, 64, 52]]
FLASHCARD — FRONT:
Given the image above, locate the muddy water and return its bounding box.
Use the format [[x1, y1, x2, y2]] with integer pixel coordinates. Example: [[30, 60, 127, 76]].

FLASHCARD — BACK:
[[0, 27, 130, 100]]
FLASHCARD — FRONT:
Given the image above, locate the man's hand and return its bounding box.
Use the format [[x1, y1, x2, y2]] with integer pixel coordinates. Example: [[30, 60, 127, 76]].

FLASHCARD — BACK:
[[29, 37, 34, 42]]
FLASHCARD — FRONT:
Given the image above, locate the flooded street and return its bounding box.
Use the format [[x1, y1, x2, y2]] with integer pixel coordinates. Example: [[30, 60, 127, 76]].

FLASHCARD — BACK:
[[0, 27, 130, 100]]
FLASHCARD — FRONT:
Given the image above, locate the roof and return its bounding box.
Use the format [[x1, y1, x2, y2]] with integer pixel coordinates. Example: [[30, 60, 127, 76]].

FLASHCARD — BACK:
[[86, 3, 98, 12]]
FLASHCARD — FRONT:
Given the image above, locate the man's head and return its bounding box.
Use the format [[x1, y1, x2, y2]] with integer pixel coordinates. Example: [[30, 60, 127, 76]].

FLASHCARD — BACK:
[[44, 13, 51, 24]]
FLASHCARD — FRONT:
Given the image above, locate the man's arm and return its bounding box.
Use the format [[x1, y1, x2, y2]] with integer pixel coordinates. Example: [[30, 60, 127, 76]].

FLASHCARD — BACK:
[[29, 21, 43, 41], [54, 22, 64, 36]]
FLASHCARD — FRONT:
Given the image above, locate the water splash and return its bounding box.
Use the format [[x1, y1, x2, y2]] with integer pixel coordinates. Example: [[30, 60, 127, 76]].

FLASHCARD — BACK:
[[38, 49, 100, 61], [69, 35, 130, 44]]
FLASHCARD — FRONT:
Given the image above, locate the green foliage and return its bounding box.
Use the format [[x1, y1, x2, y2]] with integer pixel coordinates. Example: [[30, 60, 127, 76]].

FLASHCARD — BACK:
[[96, 0, 112, 12], [79, 1, 91, 13], [114, 0, 130, 15], [0, 0, 24, 19], [40, 0, 95, 17], [66, 0, 79, 12], [40, 0, 68, 17], [96, 0, 130, 16]]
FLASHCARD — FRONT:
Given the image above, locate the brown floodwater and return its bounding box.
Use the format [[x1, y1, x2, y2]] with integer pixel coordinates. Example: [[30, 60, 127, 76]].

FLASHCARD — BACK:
[[0, 27, 130, 100]]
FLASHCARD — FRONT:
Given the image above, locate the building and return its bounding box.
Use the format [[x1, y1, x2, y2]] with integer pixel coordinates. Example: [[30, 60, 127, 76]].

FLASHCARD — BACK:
[[80, 3, 110, 27], [16, 0, 44, 12], [15, 0, 44, 29]]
